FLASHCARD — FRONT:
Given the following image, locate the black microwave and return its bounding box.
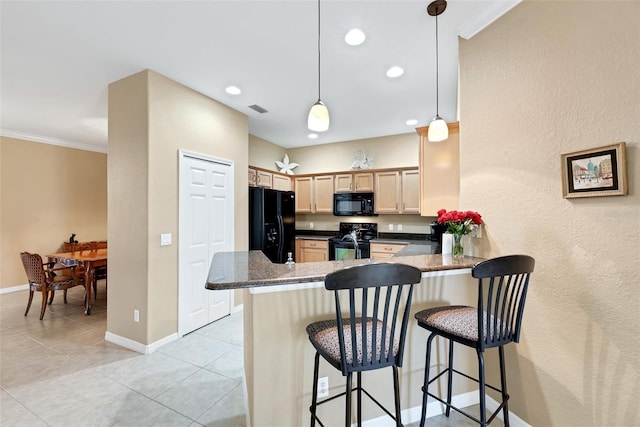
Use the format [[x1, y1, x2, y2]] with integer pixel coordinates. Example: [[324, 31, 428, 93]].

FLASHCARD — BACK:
[[333, 192, 376, 216]]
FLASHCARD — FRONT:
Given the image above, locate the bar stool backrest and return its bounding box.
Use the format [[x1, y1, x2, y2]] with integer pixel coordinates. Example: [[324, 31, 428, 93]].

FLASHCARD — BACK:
[[324, 263, 422, 375], [471, 254, 535, 350]]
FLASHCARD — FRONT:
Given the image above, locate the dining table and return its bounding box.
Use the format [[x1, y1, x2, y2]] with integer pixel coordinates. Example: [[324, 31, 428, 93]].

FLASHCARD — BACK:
[[46, 248, 107, 315]]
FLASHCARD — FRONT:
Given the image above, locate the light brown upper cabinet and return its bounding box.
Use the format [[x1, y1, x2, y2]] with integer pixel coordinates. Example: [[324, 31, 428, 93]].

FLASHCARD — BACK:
[[334, 172, 374, 193], [248, 168, 257, 187], [272, 174, 291, 191], [400, 169, 420, 213], [417, 123, 460, 216], [374, 168, 419, 214], [375, 171, 401, 213], [294, 175, 333, 213], [249, 166, 291, 191]]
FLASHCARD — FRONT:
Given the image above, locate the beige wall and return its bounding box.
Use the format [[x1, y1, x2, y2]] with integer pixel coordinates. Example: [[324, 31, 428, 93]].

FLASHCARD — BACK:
[[0, 137, 107, 288], [108, 70, 248, 345], [287, 132, 418, 174], [459, 2, 639, 426], [248, 134, 287, 171]]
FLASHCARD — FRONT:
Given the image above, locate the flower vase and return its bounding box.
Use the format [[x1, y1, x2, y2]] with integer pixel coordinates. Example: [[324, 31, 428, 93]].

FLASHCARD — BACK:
[[452, 233, 464, 258]]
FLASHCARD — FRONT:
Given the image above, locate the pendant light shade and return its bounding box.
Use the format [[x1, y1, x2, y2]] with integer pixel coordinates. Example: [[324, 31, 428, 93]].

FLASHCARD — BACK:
[[427, 0, 448, 142], [308, 0, 330, 132], [427, 115, 448, 142], [308, 100, 330, 132]]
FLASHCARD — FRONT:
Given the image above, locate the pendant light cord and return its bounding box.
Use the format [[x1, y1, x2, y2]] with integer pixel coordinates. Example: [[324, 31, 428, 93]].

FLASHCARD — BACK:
[[435, 10, 439, 116], [317, 0, 321, 101]]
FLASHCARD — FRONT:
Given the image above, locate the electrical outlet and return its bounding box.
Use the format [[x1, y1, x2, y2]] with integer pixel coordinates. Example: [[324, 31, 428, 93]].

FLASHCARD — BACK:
[[134, 309, 140, 322], [309, 222, 314, 229], [397, 224, 403, 231], [317, 377, 329, 398], [388, 224, 394, 231]]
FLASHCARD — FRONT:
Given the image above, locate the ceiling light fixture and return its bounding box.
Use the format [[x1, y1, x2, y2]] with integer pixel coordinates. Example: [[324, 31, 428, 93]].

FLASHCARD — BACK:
[[406, 119, 418, 126], [386, 66, 405, 78], [427, 0, 448, 142], [225, 86, 241, 95], [345, 28, 366, 46], [307, 0, 330, 132]]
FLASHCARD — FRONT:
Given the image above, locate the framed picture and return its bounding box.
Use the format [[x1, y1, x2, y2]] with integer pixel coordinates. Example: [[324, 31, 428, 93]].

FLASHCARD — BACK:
[[561, 142, 627, 198]]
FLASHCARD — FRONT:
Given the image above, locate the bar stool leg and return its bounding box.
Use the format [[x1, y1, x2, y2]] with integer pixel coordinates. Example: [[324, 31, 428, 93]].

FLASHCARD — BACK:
[[446, 339, 454, 416], [345, 372, 353, 427], [419, 333, 436, 427], [393, 365, 402, 427], [310, 352, 320, 427], [357, 371, 362, 427], [499, 346, 510, 427], [477, 350, 487, 427]]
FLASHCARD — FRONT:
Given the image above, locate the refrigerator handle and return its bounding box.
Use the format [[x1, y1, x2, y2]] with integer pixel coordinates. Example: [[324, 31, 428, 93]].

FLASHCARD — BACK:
[[277, 215, 284, 262]]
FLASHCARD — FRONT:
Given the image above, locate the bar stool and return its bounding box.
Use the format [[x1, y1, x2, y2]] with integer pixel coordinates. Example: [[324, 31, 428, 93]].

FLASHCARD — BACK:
[[414, 255, 535, 426], [306, 263, 422, 427]]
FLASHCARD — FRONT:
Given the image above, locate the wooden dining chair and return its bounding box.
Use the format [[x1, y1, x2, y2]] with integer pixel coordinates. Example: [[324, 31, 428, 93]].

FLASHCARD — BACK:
[[20, 252, 86, 320], [59, 240, 108, 299]]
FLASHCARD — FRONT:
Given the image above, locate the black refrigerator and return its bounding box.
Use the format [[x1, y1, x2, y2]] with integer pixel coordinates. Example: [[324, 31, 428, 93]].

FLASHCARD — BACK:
[[249, 187, 296, 264]]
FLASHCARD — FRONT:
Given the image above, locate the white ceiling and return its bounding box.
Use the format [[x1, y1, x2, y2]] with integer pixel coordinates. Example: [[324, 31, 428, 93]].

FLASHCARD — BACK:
[[0, 0, 519, 152]]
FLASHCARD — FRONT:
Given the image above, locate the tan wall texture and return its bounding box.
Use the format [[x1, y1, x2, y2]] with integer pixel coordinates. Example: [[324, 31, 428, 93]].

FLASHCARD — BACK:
[[108, 70, 248, 345], [459, 2, 639, 426], [248, 135, 287, 171], [287, 132, 418, 174], [0, 137, 107, 288]]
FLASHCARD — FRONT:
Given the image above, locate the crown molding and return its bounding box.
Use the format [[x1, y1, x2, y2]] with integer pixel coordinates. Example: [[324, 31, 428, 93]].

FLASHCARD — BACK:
[[457, 0, 522, 40], [0, 129, 107, 154]]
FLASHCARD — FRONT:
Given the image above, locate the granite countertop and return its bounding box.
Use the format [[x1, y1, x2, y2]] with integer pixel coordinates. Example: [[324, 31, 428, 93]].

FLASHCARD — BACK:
[[205, 250, 483, 290]]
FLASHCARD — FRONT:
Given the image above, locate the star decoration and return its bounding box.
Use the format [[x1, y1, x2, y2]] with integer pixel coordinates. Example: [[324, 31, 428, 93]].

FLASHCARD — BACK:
[[275, 154, 299, 175]]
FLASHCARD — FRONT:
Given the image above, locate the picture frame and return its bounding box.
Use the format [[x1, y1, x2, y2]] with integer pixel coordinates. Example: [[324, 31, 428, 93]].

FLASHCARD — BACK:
[[561, 142, 627, 198]]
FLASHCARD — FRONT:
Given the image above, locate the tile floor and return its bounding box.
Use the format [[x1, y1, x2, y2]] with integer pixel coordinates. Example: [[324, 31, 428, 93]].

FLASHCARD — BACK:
[[1, 284, 501, 427], [1, 285, 245, 427]]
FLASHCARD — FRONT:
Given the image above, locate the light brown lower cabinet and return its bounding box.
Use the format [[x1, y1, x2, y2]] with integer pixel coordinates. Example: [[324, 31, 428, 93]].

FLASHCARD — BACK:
[[370, 242, 407, 260], [296, 239, 329, 263]]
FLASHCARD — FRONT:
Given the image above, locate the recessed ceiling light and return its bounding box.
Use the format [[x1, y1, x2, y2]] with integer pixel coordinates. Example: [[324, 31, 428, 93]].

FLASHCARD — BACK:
[[225, 86, 241, 95], [406, 119, 418, 126], [345, 29, 366, 46], [308, 133, 319, 139], [386, 66, 404, 78]]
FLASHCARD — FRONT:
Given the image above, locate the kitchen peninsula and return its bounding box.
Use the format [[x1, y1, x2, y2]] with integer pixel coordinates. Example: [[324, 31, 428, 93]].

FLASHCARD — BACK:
[[206, 251, 484, 426]]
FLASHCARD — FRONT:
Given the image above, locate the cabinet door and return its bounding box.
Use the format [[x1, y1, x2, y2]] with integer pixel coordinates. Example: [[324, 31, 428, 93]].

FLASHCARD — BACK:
[[400, 169, 420, 213], [298, 239, 329, 263], [314, 175, 334, 213], [354, 173, 374, 192], [370, 242, 407, 260], [334, 174, 353, 192], [248, 168, 257, 187], [295, 177, 314, 213], [272, 174, 291, 191], [375, 171, 400, 213], [256, 170, 272, 188]]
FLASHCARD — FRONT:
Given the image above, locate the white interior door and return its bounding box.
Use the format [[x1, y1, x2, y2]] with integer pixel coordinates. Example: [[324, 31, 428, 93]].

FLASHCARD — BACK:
[[179, 151, 234, 336]]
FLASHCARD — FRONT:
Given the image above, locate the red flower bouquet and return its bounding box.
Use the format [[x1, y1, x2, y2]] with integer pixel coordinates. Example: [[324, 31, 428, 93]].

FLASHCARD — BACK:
[[437, 209, 483, 235]]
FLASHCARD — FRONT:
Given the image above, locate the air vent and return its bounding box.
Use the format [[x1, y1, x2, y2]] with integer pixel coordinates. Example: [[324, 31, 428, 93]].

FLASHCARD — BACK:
[[248, 104, 268, 114]]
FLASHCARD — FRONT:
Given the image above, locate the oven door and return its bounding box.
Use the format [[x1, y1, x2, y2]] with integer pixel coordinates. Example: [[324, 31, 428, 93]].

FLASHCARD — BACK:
[[328, 239, 370, 260]]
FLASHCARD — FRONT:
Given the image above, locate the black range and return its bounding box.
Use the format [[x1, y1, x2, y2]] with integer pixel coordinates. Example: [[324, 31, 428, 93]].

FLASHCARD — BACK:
[[328, 222, 378, 260]]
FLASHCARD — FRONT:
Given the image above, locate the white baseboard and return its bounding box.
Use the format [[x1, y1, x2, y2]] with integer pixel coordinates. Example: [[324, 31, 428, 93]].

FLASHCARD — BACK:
[[359, 391, 531, 427], [104, 331, 179, 355], [0, 284, 28, 294]]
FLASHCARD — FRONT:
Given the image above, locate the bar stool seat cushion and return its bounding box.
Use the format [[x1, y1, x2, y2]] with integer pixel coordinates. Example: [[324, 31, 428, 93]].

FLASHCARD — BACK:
[[306, 318, 399, 367], [415, 306, 509, 343]]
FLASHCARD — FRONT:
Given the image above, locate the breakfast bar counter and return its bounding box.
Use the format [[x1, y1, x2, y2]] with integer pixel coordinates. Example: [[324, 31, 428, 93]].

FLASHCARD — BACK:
[[205, 251, 485, 426]]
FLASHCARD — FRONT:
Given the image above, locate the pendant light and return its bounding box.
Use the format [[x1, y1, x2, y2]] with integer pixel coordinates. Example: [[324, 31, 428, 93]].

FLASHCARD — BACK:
[[427, 0, 448, 142], [308, 0, 330, 132]]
